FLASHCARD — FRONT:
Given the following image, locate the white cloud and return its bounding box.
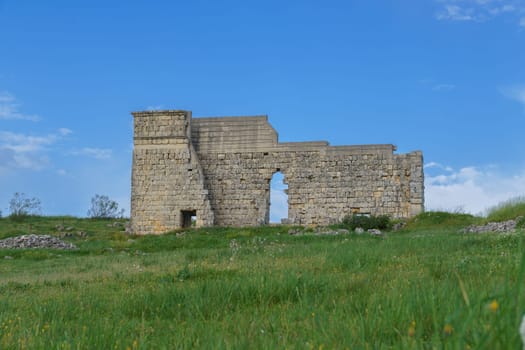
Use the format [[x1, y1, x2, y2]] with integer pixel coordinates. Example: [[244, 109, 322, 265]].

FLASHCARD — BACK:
[[425, 163, 525, 215], [0, 92, 72, 172], [424, 162, 453, 171], [500, 85, 525, 110], [0, 131, 57, 152], [520, 17, 525, 26], [58, 128, 73, 136], [69, 147, 112, 160], [489, 4, 516, 14], [0, 130, 68, 172], [435, 0, 525, 25], [0, 92, 40, 121], [437, 5, 476, 21]]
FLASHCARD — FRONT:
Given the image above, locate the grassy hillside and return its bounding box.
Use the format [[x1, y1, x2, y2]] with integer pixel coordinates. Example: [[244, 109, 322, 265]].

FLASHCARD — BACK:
[[0, 214, 524, 349]]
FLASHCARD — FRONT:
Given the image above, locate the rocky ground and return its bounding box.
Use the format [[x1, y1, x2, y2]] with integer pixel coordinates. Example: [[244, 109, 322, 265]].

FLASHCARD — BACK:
[[0, 234, 77, 250], [462, 217, 523, 234]]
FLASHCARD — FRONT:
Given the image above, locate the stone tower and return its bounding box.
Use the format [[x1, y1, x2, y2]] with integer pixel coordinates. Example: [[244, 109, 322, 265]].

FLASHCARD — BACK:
[[131, 110, 214, 234]]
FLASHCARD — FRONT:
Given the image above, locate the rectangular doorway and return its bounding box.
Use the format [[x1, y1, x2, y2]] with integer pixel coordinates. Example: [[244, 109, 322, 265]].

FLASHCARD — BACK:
[[181, 210, 197, 228]]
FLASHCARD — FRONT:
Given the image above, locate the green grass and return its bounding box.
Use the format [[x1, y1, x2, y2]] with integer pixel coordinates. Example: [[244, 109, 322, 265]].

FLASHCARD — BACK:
[[487, 196, 525, 223], [0, 216, 524, 349], [405, 211, 482, 231]]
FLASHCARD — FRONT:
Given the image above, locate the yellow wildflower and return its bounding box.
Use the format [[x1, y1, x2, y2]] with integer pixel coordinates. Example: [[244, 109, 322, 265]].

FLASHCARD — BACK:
[[488, 300, 499, 313], [407, 321, 416, 337], [443, 324, 454, 335]]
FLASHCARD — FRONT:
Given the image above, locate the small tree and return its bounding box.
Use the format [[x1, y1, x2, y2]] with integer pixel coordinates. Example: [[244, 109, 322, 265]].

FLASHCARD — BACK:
[[87, 194, 124, 218], [9, 192, 42, 219]]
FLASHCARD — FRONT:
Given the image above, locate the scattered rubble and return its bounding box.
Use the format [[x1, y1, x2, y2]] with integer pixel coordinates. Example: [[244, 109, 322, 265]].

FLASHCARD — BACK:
[[462, 217, 523, 234], [0, 234, 77, 250], [288, 226, 382, 236], [355, 227, 365, 234], [59, 231, 88, 238], [367, 229, 383, 236]]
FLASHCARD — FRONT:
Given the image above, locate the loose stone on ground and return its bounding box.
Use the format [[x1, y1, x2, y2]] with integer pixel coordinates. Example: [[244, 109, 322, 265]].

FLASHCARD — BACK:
[[0, 234, 77, 250], [462, 217, 523, 234]]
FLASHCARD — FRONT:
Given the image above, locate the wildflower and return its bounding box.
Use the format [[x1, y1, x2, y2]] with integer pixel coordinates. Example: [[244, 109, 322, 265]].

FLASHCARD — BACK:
[[488, 300, 499, 313], [407, 321, 416, 337], [443, 324, 454, 335]]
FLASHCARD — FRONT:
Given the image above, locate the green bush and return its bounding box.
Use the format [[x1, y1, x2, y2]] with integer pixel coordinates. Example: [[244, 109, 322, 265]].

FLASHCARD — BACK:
[[342, 214, 392, 231]]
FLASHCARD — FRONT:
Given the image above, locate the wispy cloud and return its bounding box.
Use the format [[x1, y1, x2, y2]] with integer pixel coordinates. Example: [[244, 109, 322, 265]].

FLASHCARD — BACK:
[[424, 161, 453, 172], [0, 92, 40, 121], [425, 163, 525, 215], [500, 85, 525, 110], [58, 128, 73, 136], [0, 129, 69, 172], [69, 147, 112, 160], [435, 0, 525, 25], [432, 83, 456, 91], [437, 5, 476, 21], [146, 105, 164, 111], [420, 79, 457, 92]]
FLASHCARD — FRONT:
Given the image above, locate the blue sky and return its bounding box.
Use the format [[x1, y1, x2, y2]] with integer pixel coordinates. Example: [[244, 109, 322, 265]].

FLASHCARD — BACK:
[[0, 0, 524, 220]]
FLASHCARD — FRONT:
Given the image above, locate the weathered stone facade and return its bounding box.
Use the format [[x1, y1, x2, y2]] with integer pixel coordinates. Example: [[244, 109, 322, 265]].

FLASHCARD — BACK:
[[131, 110, 424, 235]]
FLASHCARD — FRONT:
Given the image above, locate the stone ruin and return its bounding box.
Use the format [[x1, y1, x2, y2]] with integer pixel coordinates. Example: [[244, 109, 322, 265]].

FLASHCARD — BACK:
[[130, 110, 424, 235]]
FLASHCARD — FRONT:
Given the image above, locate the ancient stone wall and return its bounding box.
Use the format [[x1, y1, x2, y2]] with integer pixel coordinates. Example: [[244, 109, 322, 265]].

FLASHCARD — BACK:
[[131, 110, 424, 235]]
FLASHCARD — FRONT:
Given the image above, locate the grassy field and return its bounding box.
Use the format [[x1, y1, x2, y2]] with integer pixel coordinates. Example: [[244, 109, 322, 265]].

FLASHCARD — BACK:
[[0, 214, 524, 349]]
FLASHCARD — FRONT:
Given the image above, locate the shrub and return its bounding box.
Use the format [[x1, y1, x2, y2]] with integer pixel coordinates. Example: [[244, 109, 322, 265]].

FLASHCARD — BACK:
[[9, 192, 42, 220], [342, 214, 392, 231], [87, 194, 125, 219]]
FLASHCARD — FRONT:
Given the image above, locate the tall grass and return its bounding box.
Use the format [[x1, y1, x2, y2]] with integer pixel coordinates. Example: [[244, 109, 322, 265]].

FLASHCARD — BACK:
[[487, 196, 525, 223], [0, 217, 524, 348]]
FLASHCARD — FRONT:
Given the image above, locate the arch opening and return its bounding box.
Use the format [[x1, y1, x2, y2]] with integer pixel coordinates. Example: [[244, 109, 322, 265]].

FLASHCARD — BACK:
[[269, 171, 288, 224]]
